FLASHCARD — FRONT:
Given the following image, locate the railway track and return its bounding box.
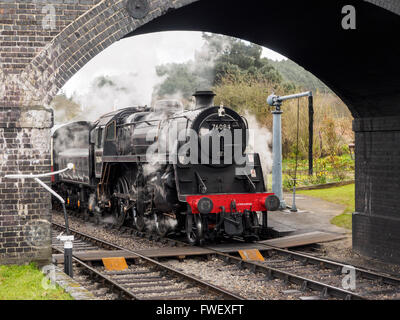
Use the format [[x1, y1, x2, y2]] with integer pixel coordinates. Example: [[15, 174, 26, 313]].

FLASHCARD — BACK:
[[251, 243, 400, 298], [52, 211, 400, 300], [52, 223, 244, 300]]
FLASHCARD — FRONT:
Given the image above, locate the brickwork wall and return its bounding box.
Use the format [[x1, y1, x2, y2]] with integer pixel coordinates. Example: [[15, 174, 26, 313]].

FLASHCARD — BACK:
[[0, 106, 53, 265], [0, 0, 102, 74], [353, 116, 400, 263]]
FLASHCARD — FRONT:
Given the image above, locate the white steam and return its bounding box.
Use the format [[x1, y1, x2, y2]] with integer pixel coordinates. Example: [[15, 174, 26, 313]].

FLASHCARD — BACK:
[[245, 113, 273, 187], [60, 32, 206, 123], [68, 72, 156, 122]]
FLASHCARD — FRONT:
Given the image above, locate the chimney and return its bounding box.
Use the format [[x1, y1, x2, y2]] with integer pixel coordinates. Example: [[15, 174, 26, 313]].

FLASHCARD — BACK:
[[193, 90, 216, 109]]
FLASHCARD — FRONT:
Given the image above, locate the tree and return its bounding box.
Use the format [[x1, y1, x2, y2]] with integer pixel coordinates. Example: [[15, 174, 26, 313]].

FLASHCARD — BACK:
[[51, 93, 82, 124], [155, 63, 208, 100], [153, 33, 284, 99]]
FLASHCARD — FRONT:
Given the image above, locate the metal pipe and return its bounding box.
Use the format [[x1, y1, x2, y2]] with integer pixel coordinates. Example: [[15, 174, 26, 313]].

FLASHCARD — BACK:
[[5, 163, 74, 277], [34, 177, 65, 204], [5, 163, 74, 179], [267, 91, 312, 106]]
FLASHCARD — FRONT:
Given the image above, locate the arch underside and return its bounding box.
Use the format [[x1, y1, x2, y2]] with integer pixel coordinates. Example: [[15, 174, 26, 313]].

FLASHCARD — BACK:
[[128, 0, 400, 118], [13, 0, 400, 119]]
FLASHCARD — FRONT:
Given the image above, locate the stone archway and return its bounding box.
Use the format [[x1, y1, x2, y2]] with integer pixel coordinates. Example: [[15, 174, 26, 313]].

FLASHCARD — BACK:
[[1, 0, 400, 265]]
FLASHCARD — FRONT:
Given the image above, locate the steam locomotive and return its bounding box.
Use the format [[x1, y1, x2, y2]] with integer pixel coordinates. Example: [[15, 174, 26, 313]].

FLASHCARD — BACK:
[[51, 91, 280, 244]]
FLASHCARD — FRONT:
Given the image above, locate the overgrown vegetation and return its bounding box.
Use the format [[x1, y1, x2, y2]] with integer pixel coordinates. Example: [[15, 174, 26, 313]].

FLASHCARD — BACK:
[[154, 34, 293, 100], [0, 263, 72, 300], [213, 73, 353, 159]]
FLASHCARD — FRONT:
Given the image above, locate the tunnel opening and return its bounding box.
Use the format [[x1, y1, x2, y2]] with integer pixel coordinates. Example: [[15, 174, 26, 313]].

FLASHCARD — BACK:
[[2, 0, 400, 266], [49, 0, 400, 265]]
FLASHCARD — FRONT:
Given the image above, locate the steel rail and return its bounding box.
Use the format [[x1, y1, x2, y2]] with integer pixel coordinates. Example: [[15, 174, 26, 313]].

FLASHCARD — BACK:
[[206, 249, 365, 300], [52, 222, 245, 300], [232, 237, 400, 287], [52, 246, 140, 300]]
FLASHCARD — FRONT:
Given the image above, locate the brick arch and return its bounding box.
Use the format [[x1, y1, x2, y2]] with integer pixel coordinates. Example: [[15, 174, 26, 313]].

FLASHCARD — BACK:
[[13, 0, 198, 107], [2, 0, 400, 266], [14, 0, 400, 109]]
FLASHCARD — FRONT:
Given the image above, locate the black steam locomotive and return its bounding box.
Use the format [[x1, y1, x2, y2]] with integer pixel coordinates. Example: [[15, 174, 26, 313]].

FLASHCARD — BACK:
[[51, 91, 280, 244]]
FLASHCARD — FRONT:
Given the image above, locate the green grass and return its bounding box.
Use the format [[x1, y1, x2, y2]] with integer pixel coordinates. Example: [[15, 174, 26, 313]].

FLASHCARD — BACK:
[[298, 184, 355, 230], [0, 263, 73, 300]]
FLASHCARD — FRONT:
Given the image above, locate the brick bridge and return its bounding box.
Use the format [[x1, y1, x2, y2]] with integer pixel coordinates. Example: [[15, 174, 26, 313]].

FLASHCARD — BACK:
[[0, 0, 399, 265]]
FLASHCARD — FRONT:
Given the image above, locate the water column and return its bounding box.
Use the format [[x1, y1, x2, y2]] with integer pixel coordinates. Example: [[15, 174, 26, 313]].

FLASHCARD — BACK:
[[267, 91, 312, 210], [271, 107, 286, 210]]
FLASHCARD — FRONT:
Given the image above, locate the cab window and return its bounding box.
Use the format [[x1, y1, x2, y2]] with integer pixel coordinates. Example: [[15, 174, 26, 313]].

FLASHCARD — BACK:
[[96, 128, 103, 147], [106, 121, 116, 141]]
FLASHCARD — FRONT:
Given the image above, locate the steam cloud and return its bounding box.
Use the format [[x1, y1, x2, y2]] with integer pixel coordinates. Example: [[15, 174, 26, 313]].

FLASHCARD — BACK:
[[245, 113, 273, 188], [68, 72, 158, 122]]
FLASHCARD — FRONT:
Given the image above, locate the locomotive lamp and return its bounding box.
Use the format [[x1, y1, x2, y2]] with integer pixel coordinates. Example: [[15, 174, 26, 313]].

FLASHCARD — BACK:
[[5, 163, 75, 277], [267, 91, 313, 210]]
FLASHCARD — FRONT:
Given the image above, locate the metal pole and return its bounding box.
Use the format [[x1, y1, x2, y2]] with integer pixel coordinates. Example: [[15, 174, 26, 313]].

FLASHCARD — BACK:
[[308, 94, 314, 176], [271, 106, 286, 210], [61, 203, 73, 277], [290, 183, 298, 212]]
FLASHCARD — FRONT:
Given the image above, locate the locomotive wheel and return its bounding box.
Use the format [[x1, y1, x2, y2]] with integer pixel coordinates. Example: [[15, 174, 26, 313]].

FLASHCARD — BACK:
[[114, 199, 127, 228], [154, 213, 169, 237], [186, 214, 204, 246], [83, 209, 90, 222], [113, 177, 129, 228], [133, 207, 145, 232], [134, 166, 147, 232], [94, 212, 101, 225]]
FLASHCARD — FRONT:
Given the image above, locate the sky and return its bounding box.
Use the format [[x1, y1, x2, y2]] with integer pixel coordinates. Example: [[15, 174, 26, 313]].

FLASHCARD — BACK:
[[62, 31, 287, 101]]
